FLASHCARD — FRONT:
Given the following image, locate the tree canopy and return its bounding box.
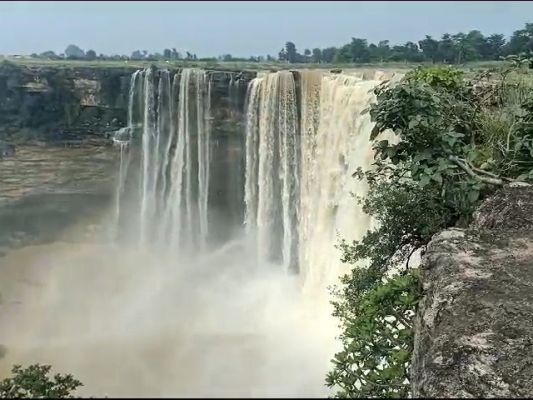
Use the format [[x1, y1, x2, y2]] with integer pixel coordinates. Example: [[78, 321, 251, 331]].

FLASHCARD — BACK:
[[0, 364, 82, 398], [278, 22, 533, 64]]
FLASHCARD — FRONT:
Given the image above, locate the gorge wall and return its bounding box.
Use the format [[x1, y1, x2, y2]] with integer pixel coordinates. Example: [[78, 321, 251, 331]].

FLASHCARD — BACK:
[[0, 62, 255, 252], [0, 62, 254, 144], [412, 184, 533, 397]]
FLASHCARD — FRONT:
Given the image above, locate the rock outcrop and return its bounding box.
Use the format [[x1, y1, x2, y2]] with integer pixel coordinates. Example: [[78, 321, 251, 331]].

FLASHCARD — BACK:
[[0, 62, 255, 144], [412, 184, 533, 398]]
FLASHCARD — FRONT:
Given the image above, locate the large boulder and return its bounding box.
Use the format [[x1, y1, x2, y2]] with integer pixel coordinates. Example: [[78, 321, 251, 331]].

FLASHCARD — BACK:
[[411, 184, 533, 398]]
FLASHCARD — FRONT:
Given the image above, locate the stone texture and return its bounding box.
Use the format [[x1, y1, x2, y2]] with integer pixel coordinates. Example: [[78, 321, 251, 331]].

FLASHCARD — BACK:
[[412, 184, 533, 398], [0, 63, 256, 145]]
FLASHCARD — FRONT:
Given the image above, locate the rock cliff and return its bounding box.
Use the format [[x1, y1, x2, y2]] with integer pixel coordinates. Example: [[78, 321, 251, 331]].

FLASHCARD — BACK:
[[412, 184, 533, 397], [0, 62, 255, 144]]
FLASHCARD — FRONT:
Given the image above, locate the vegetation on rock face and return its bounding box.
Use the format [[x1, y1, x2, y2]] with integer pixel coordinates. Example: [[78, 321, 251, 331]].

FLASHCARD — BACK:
[[327, 58, 533, 397], [0, 364, 82, 398]]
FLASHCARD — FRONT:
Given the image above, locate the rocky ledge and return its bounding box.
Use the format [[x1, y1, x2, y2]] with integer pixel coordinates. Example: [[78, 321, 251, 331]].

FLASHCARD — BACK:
[[411, 184, 533, 398]]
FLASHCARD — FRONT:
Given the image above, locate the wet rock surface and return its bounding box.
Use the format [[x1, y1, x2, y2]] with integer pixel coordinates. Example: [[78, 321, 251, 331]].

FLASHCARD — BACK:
[[412, 185, 533, 398], [0, 145, 117, 251]]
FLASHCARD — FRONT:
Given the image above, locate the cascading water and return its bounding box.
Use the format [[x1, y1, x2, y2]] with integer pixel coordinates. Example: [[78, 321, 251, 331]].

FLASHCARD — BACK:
[[113, 70, 140, 237], [0, 67, 400, 398], [117, 66, 395, 293], [115, 67, 212, 251], [228, 74, 240, 118], [299, 73, 386, 293], [243, 78, 261, 234], [244, 70, 395, 294], [244, 71, 300, 272]]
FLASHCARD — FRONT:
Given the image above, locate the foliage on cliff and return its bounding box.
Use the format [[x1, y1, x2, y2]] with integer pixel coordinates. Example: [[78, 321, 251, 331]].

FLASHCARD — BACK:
[[327, 59, 533, 398], [0, 364, 82, 398]]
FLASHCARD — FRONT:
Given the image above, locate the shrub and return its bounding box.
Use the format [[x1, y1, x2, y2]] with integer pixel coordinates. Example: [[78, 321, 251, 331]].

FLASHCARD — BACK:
[[0, 364, 82, 398]]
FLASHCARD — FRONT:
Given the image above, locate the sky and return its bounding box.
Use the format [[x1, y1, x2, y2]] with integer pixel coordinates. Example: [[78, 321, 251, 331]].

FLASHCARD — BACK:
[[0, 1, 532, 57]]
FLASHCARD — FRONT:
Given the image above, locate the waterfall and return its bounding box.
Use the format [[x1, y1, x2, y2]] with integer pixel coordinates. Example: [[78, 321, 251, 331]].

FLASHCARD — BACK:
[[243, 78, 262, 233], [139, 67, 156, 245], [243, 71, 300, 271], [228, 74, 239, 114], [196, 72, 211, 248], [244, 70, 394, 291], [116, 66, 394, 292], [113, 70, 140, 237], [116, 67, 212, 251], [299, 73, 381, 293]]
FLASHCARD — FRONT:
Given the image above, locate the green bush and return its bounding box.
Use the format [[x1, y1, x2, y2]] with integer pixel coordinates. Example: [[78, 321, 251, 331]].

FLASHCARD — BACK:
[[406, 65, 464, 90], [0, 364, 82, 398], [327, 64, 533, 398], [327, 271, 420, 398]]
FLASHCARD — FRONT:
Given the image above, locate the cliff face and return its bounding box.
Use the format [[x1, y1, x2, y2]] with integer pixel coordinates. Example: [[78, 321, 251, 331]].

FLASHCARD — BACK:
[[412, 184, 533, 398], [0, 63, 257, 249], [0, 63, 255, 144], [0, 63, 134, 142]]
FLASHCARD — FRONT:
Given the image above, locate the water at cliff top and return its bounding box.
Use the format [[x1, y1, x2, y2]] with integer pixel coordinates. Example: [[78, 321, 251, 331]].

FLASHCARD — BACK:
[[0, 67, 397, 397]]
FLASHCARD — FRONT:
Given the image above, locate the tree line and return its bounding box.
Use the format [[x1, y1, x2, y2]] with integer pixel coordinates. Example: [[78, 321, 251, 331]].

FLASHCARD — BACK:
[[31, 44, 201, 62], [29, 22, 532, 64], [279, 22, 533, 64]]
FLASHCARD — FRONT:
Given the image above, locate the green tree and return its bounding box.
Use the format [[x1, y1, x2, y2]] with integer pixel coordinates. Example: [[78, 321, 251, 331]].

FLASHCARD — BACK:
[[163, 48, 171, 59], [404, 41, 423, 62], [388, 42, 422, 62], [171, 48, 180, 60], [130, 50, 143, 60], [437, 33, 455, 63], [39, 50, 58, 59], [466, 30, 487, 59], [334, 43, 352, 63], [312, 48, 322, 63], [278, 48, 288, 62], [321, 47, 338, 63], [85, 49, 96, 60], [508, 23, 533, 55], [418, 35, 439, 62], [349, 38, 370, 62], [64, 44, 85, 59], [376, 40, 391, 62], [368, 43, 378, 62], [486, 34, 506, 59], [0, 364, 82, 398], [453, 32, 478, 63], [285, 41, 298, 63]]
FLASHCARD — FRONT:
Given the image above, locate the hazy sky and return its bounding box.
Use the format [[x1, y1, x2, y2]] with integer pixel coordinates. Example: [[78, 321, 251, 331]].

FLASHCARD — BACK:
[[0, 1, 532, 57]]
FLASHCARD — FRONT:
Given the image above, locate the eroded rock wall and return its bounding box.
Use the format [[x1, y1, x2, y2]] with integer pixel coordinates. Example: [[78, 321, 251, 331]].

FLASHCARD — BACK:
[[412, 184, 533, 397], [0, 63, 255, 145], [0, 63, 134, 143]]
